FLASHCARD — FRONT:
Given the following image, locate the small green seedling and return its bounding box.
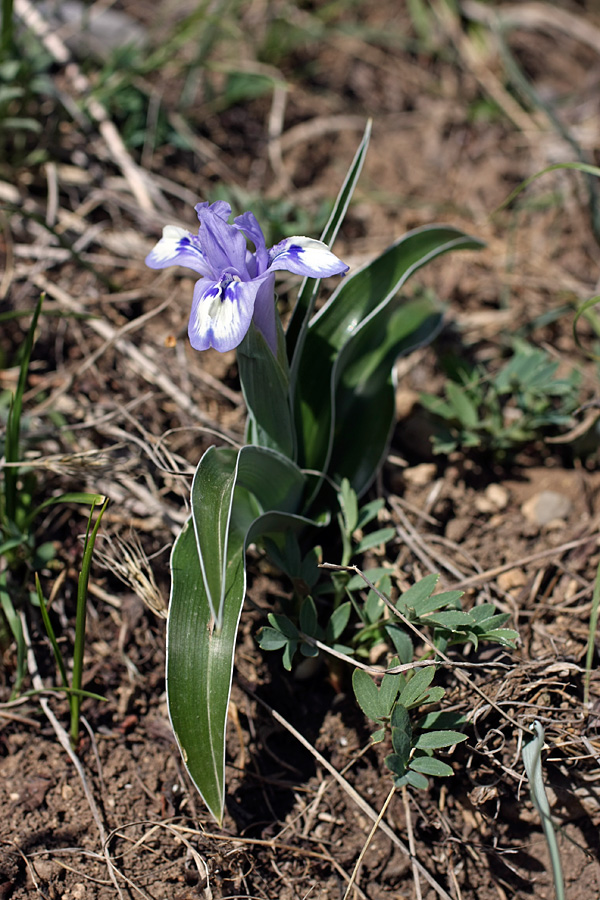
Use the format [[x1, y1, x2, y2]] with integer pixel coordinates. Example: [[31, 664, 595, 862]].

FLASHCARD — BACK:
[[421, 340, 580, 458]]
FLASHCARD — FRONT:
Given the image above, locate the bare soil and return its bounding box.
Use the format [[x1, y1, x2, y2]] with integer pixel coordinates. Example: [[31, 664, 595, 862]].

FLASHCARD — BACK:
[[2, 2, 600, 899]]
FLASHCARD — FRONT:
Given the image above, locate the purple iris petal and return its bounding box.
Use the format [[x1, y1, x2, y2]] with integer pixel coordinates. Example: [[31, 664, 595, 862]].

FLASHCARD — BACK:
[[146, 203, 348, 354], [188, 275, 260, 353], [195, 200, 232, 223], [197, 206, 250, 280], [145, 226, 212, 276], [268, 236, 350, 278], [234, 211, 269, 275]]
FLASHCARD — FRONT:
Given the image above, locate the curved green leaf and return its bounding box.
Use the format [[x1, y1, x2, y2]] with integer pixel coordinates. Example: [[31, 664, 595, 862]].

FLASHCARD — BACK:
[[167, 517, 245, 822], [190, 444, 306, 627], [295, 226, 484, 483], [169, 442, 320, 821], [327, 295, 443, 494], [238, 321, 295, 458], [414, 730, 467, 750], [287, 119, 372, 364], [409, 756, 454, 777], [168, 504, 322, 822]]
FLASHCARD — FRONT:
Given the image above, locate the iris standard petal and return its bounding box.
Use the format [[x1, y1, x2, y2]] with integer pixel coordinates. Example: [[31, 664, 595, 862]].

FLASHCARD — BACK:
[[268, 236, 349, 278], [234, 211, 269, 275], [196, 206, 250, 280], [188, 274, 260, 353], [195, 200, 232, 223], [145, 225, 212, 276]]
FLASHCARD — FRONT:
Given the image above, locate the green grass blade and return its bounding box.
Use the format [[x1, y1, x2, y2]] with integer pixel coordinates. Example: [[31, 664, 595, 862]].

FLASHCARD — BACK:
[[70, 496, 109, 745], [25, 492, 106, 530], [4, 293, 44, 523], [287, 120, 371, 368], [522, 722, 565, 900], [0, 568, 25, 696], [1, 0, 14, 54], [35, 573, 69, 689]]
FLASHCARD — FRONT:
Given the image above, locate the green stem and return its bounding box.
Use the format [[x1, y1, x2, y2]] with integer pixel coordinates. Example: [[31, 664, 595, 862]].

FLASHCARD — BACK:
[[70, 497, 109, 746], [0, 569, 25, 697], [1, 0, 14, 56]]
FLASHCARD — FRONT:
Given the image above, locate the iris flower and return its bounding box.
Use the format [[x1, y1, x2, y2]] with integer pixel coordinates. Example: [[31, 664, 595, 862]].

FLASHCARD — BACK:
[[146, 201, 349, 354]]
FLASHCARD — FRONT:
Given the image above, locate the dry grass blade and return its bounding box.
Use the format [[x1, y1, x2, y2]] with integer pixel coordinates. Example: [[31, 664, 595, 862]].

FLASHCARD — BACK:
[[31, 273, 238, 439], [342, 785, 396, 900], [13, 0, 159, 212], [20, 613, 127, 900]]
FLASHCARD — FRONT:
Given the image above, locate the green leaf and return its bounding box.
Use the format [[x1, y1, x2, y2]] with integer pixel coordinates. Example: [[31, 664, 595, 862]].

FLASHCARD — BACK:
[[468, 603, 497, 622], [364, 587, 385, 623], [339, 478, 359, 533], [379, 669, 403, 716], [326, 298, 443, 495], [169, 441, 318, 822], [282, 639, 299, 671], [371, 727, 386, 743], [422, 686, 446, 705], [168, 500, 316, 823], [480, 627, 518, 647], [356, 498, 384, 529], [328, 601, 351, 640], [354, 527, 396, 554], [238, 321, 295, 458], [522, 721, 565, 900], [346, 567, 389, 591], [445, 381, 479, 427], [385, 752, 408, 778], [391, 701, 411, 734], [398, 666, 436, 707], [424, 610, 475, 630], [352, 668, 386, 722], [191, 445, 305, 627], [414, 730, 467, 750], [472, 612, 511, 631], [411, 590, 464, 617], [257, 627, 288, 651], [167, 518, 244, 821], [287, 120, 372, 361], [385, 625, 414, 663], [294, 227, 484, 493], [299, 596, 318, 635], [391, 725, 412, 764], [409, 756, 454, 777], [268, 613, 300, 639], [418, 710, 467, 730], [403, 770, 429, 790], [396, 574, 439, 614], [25, 492, 106, 529]]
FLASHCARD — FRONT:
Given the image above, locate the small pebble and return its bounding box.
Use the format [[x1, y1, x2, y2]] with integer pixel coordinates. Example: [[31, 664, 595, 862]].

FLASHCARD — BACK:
[[521, 491, 572, 527], [403, 462, 436, 487]]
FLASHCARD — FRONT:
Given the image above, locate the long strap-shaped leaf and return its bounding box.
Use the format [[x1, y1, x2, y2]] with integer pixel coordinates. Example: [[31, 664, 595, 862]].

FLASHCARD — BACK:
[[168, 443, 316, 821], [191, 445, 305, 628], [168, 500, 319, 822], [287, 120, 372, 378], [295, 226, 484, 477], [328, 296, 444, 495], [238, 321, 296, 459]]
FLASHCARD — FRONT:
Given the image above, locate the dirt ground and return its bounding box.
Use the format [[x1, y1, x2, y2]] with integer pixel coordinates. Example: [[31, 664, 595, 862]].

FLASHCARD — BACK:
[[2, 1, 600, 898]]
